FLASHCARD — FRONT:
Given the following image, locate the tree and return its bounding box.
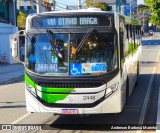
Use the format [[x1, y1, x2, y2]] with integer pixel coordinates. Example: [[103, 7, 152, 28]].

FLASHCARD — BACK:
[[138, 4, 149, 12], [17, 11, 27, 29], [144, 0, 160, 24], [86, 0, 112, 11]]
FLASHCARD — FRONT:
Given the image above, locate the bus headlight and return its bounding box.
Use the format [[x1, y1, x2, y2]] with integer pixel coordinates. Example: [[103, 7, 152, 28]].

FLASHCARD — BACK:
[[105, 83, 119, 98], [26, 84, 36, 96]]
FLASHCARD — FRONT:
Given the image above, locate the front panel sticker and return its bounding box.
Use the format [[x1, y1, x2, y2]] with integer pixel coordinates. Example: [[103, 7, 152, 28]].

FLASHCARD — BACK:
[[70, 63, 82, 76], [70, 63, 107, 76]]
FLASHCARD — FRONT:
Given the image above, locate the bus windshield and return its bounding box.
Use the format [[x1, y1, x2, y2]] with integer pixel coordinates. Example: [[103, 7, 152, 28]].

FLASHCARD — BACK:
[[26, 31, 118, 76]]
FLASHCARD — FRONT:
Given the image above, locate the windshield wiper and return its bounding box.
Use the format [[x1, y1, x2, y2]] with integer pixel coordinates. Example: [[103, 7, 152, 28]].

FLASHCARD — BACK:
[[46, 29, 57, 54], [76, 28, 96, 52], [46, 29, 54, 47], [47, 30, 64, 60]]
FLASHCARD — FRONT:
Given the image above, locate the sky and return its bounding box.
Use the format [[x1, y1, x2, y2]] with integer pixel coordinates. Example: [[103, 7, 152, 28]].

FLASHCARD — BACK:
[[55, 0, 144, 10], [137, 0, 144, 4], [55, 0, 86, 10]]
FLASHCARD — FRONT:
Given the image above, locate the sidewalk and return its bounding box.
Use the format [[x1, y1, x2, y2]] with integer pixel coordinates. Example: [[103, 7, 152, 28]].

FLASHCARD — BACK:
[[0, 63, 24, 84]]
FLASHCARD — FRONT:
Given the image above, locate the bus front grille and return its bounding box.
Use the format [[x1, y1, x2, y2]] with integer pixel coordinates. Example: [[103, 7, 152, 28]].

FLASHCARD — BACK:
[[37, 82, 103, 88]]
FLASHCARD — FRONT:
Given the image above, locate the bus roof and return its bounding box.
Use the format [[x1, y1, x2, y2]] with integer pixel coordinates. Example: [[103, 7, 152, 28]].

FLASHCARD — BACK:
[[28, 8, 115, 17], [27, 8, 141, 26]]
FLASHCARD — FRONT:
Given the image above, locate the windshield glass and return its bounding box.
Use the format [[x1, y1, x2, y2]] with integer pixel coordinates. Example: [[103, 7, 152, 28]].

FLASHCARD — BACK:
[[70, 32, 118, 76], [26, 31, 118, 76], [27, 33, 70, 76]]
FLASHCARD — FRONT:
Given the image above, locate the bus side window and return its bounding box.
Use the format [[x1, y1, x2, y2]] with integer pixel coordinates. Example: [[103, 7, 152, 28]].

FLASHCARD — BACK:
[[130, 25, 132, 37], [120, 31, 125, 60], [126, 25, 129, 39], [119, 20, 125, 60], [132, 25, 135, 49]]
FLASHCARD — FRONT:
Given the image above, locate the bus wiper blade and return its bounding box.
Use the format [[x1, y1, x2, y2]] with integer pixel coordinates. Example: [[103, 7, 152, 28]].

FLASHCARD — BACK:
[[46, 30, 63, 59], [76, 28, 96, 52], [46, 29, 57, 54], [46, 29, 54, 45]]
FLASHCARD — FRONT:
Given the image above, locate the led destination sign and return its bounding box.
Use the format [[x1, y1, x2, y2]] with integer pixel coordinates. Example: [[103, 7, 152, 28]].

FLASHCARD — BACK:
[[46, 17, 98, 26], [32, 15, 112, 28]]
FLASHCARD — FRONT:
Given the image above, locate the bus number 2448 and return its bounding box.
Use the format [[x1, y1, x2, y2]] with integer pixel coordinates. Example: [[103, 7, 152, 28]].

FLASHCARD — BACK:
[[83, 95, 95, 101]]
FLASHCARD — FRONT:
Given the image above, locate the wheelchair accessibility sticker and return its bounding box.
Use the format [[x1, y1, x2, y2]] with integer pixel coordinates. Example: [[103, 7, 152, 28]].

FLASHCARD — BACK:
[[70, 63, 81, 76], [70, 63, 107, 76]]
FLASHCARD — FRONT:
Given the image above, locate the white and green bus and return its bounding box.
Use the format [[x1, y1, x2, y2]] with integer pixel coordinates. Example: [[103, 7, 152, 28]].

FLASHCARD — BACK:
[[12, 8, 142, 114]]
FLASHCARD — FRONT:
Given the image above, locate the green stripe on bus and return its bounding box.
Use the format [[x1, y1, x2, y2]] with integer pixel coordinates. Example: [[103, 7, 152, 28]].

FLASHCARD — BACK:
[[25, 74, 75, 103], [41, 87, 75, 103], [42, 93, 71, 103], [25, 73, 37, 88], [42, 87, 74, 93]]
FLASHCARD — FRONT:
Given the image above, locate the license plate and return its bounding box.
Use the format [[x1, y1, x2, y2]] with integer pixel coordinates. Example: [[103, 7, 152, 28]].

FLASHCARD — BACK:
[[62, 109, 78, 114]]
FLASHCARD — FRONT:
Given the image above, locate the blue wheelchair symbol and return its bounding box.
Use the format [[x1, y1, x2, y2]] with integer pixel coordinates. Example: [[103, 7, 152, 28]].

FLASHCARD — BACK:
[[70, 64, 81, 76]]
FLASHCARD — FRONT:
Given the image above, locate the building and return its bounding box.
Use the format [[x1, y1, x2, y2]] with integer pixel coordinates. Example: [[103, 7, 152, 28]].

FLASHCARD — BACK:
[[17, 0, 56, 13], [17, 0, 36, 14], [95, 0, 137, 17], [136, 9, 151, 32], [125, 0, 137, 17], [0, 0, 17, 64]]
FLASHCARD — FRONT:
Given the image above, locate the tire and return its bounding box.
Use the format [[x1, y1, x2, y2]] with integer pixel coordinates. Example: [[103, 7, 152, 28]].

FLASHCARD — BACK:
[[137, 61, 139, 75], [126, 78, 129, 105], [135, 61, 139, 86]]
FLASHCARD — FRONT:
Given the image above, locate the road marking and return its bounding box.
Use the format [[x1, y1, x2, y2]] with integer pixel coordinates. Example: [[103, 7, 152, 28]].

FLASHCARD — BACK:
[[136, 48, 160, 133], [156, 50, 160, 62], [156, 49, 160, 133], [136, 67, 156, 133], [11, 112, 31, 124], [139, 67, 156, 124], [156, 49, 160, 132], [156, 87, 160, 133]]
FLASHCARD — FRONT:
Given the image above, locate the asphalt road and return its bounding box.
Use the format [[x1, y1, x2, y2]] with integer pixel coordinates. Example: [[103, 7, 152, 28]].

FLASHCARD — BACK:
[[0, 33, 160, 133]]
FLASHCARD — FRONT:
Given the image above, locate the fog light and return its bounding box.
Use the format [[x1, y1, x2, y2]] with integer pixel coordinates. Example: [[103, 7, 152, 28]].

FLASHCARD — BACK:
[[26, 84, 36, 96]]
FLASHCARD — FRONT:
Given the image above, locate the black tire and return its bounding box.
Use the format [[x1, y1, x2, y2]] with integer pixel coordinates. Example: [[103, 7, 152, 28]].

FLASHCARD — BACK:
[[137, 61, 140, 75], [135, 61, 139, 86], [126, 78, 129, 105]]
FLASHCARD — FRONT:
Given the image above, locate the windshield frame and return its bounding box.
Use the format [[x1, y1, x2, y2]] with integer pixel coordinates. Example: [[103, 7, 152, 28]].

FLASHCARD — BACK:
[[25, 29, 119, 77]]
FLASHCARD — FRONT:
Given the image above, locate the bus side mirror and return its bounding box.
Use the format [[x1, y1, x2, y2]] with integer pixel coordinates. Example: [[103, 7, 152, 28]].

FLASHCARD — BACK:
[[12, 30, 26, 64], [12, 40, 18, 58]]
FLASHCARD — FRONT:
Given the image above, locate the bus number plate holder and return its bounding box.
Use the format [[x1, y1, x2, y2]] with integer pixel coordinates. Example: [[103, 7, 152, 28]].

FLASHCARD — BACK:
[[62, 109, 78, 114]]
